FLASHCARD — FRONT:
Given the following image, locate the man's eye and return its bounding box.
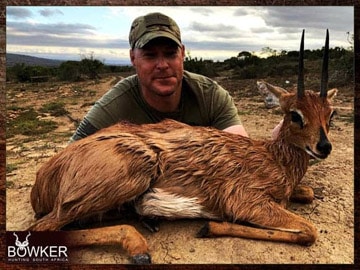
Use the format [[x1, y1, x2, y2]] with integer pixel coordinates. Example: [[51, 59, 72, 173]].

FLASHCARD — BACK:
[[143, 53, 156, 58], [165, 51, 178, 57]]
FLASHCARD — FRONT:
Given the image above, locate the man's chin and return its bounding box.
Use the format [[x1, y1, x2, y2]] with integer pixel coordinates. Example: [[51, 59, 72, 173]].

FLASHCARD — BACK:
[[152, 84, 178, 97], [155, 89, 177, 97]]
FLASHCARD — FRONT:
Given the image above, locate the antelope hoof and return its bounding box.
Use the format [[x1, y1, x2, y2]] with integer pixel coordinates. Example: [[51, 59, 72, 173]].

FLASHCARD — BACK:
[[196, 222, 211, 238], [141, 218, 160, 233], [131, 253, 152, 264]]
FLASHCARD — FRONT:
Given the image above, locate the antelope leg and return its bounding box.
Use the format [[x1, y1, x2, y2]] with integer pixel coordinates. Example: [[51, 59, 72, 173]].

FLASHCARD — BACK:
[[28, 212, 151, 264], [65, 224, 151, 264], [197, 206, 317, 246], [28, 211, 69, 231], [290, 185, 314, 204]]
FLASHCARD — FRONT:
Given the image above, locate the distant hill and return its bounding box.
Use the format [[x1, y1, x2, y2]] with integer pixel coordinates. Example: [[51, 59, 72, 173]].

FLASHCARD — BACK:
[[6, 53, 64, 67]]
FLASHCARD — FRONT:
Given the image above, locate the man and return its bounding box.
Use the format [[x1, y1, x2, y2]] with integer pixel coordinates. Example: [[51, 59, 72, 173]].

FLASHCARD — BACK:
[[69, 12, 248, 143]]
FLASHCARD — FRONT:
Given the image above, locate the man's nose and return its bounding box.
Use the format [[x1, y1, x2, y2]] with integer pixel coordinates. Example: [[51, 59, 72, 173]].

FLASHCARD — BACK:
[[156, 57, 169, 69]]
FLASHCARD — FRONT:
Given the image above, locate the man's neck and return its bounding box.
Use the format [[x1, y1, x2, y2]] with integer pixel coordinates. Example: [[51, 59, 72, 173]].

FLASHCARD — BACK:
[[141, 87, 182, 113]]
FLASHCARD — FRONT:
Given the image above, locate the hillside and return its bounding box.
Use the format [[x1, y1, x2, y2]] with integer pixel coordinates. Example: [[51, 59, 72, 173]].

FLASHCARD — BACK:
[[6, 53, 64, 67]]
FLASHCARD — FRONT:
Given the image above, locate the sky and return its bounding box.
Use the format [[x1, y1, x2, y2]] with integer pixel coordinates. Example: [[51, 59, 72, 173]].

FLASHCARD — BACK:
[[6, 6, 354, 65]]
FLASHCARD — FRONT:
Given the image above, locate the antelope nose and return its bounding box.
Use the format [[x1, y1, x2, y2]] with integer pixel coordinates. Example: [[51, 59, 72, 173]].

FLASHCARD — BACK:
[[317, 128, 332, 157], [316, 140, 332, 156]]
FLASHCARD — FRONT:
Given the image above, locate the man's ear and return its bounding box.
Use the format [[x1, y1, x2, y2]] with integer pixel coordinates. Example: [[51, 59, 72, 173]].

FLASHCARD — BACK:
[[180, 45, 186, 58], [130, 49, 136, 66]]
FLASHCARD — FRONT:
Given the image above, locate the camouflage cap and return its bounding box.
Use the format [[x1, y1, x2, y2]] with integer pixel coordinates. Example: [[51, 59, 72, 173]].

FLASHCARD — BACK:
[[129, 12, 182, 49]]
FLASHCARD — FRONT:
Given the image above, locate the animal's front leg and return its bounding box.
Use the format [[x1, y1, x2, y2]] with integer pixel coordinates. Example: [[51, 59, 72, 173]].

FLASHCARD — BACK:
[[290, 185, 314, 204], [65, 224, 151, 264], [197, 203, 317, 246]]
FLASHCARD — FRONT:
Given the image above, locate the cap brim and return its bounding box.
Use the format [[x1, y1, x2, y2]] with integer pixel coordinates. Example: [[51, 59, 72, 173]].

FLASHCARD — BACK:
[[134, 31, 182, 48]]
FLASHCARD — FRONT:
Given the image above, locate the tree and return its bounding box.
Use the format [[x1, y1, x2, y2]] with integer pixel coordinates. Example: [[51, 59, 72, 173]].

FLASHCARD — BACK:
[[237, 51, 252, 59], [261, 47, 277, 57], [58, 61, 81, 81], [10, 63, 31, 82], [184, 51, 217, 77], [57, 53, 104, 81], [80, 53, 104, 80]]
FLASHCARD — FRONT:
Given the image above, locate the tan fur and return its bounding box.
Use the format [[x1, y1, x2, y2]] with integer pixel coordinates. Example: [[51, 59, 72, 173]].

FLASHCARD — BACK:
[[28, 83, 337, 263]]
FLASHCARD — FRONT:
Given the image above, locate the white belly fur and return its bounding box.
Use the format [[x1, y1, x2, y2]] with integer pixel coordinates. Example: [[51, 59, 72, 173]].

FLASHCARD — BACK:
[[135, 188, 218, 220]]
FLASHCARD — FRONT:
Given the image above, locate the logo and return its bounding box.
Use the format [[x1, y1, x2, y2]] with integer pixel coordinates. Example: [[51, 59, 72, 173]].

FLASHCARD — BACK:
[[7, 231, 69, 263], [14, 232, 31, 251]]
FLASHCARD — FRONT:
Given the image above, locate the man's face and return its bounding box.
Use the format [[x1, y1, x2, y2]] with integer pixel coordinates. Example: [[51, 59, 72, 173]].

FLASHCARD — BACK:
[[130, 38, 185, 98]]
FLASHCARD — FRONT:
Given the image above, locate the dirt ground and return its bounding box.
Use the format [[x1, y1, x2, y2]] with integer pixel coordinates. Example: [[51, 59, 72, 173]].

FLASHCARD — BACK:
[[5, 74, 354, 264]]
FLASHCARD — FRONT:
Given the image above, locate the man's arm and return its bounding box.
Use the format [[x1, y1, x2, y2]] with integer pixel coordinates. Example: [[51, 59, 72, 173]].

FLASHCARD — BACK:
[[223, 124, 248, 137], [68, 118, 99, 144]]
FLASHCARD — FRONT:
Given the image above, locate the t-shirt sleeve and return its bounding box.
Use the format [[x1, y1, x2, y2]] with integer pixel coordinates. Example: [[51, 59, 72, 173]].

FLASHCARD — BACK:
[[85, 91, 123, 129], [210, 83, 242, 130], [84, 76, 141, 129]]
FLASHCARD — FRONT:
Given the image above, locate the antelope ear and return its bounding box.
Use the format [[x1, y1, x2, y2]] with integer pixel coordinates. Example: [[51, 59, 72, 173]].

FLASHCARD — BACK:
[[327, 88, 338, 101], [257, 81, 288, 98]]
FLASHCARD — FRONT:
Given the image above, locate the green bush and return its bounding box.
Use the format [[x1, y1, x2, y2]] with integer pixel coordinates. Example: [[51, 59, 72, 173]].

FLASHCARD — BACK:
[[7, 108, 58, 138], [58, 61, 81, 82], [184, 54, 217, 77], [6, 63, 55, 82], [40, 102, 68, 116]]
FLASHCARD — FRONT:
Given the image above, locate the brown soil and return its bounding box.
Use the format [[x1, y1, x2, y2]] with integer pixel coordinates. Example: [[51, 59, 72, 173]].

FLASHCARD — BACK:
[[5, 75, 354, 264]]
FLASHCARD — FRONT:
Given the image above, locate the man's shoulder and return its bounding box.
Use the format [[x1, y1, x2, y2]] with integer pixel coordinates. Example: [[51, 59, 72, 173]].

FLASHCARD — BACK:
[[112, 74, 138, 93], [183, 70, 217, 87], [183, 70, 225, 97], [97, 75, 138, 106]]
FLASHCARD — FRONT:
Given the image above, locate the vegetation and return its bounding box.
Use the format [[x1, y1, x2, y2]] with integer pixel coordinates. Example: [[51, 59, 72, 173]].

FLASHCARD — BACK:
[[185, 47, 353, 86], [6, 63, 57, 82], [7, 107, 58, 138], [39, 102, 68, 117], [184, 52, 218, 77], [6, 46, 353, 86]]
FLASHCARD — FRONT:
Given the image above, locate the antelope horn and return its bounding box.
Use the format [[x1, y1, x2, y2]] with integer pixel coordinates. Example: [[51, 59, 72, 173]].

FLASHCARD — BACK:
[[320, 29, 329, 98], [297, 29, 305, 98]]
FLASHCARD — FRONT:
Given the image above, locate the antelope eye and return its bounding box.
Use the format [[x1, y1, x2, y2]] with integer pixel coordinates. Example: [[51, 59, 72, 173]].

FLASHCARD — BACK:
[[291, 111, 304, 128]]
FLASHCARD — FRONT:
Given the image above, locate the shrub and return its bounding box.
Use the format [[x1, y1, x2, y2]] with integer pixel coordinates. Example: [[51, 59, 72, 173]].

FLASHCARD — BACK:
[[7, 108, 58, 138], [40, 102, 68, 116]]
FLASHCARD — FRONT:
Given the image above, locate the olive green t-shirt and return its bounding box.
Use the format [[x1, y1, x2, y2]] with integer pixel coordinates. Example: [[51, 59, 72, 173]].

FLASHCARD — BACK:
[[83, 70, 241, 132]]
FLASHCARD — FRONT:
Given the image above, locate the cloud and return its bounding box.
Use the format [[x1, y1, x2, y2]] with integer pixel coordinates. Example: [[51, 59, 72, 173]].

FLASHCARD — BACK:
[[7, 33, 126, 49], [233, 8, 251, 16], [188, 22, 238, 33], [38, 8, 64, 17], [7, 20, 128, 51], [7, 21, 97, 36], [262, 7, 352, 32], [186, 21, 240, 40], [185, 39, 264, 53], [250, 27, 274, 34], [188, 7, 215, 17], [6, 7, 33, 19], [5, 6, 354, 64]]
